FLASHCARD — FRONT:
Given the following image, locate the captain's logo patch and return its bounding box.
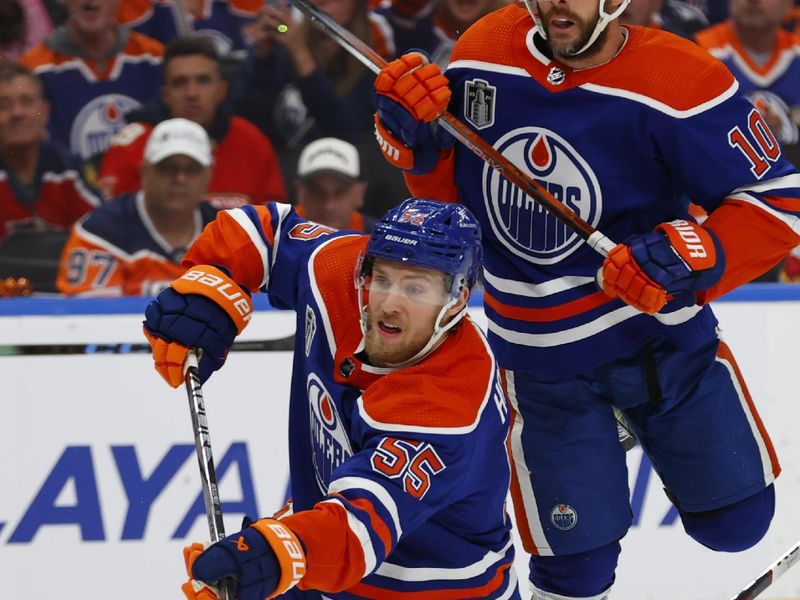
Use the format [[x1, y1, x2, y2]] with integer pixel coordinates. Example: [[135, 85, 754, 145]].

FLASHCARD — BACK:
[[465, 79, 496, 130]]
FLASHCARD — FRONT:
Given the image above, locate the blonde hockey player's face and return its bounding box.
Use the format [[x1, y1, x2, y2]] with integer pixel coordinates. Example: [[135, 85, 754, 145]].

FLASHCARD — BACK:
[[364, 260, 460, 367]]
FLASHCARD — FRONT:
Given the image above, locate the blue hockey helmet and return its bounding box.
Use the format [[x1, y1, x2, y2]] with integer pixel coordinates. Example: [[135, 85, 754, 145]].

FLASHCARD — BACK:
[[363, 198, 483, 296]]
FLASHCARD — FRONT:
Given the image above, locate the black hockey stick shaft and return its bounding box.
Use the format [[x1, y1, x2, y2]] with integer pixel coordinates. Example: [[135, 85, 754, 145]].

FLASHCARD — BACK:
[[286, 0, 616, 257], [729, 540, 800, 600], [0, 335, 295, 356], [184, 350, 235, 600]]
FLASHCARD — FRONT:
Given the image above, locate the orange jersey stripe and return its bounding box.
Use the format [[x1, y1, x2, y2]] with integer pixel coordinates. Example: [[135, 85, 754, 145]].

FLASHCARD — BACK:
[[330, 493, 393, 558], [284, 501, 368, 593], [715, 341, 781, 477], [484, 289, 613, 323]]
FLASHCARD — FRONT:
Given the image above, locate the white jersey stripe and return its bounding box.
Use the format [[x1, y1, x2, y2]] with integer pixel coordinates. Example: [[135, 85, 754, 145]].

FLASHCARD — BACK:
[[715, 357, 775, 485], [375, 538, 514, 581], [487, 305, 703, 347], [227, 208, 270, 289], [483, 268, 595, 298], [319, 498, 377, 577], [731, 173, 800, 195], [580, 79, 739, 119], [506, 371, 552, 556], [328, 476, 404, 539]]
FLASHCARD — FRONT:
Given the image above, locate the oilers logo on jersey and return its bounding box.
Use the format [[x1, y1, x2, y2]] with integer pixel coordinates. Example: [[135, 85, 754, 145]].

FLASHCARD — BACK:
[[482, 127, 602, 265], [550, 504, 578, 531], [70, 94, 141, 159], [308, 373, 352, 492], [465, 78, 496, 129]]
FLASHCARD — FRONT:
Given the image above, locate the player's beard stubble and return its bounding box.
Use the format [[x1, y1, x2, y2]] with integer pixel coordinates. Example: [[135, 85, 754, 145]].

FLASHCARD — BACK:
[[363, 306, 439, 367], [541, 8, 607, 60]]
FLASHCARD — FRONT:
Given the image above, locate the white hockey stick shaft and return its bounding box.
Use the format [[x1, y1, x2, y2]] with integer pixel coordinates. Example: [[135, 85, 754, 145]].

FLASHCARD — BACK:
[[728, 540, 800, 600], [184, 350, 235, 600]]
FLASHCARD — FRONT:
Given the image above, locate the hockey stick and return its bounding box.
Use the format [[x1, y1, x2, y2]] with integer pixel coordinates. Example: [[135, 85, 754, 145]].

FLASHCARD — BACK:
[[184, 349, 235, 600], [728, 540, 800, 600], [0, 335, 295, 356], [286, 0, 616, 257]]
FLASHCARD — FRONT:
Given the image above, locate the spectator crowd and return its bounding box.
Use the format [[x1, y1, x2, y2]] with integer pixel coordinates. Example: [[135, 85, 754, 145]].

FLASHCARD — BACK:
[[0, 0, 799, 295]]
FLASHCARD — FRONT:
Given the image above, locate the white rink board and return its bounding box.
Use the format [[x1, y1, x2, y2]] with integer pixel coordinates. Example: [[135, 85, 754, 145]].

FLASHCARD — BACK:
[[1, 299, 799, 600]]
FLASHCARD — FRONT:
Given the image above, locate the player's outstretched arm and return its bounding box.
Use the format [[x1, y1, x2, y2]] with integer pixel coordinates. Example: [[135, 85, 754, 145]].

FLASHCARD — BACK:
[[143, 265, 253, 387], [373, 52, 455, 174], [600, 219, 726, 314]]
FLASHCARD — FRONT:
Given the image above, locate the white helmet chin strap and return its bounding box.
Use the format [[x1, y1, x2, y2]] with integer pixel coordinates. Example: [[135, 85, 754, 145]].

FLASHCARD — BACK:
[[524, 0, 630, 57], [383, 297, 468, 369], [357, 278, 470, 370]]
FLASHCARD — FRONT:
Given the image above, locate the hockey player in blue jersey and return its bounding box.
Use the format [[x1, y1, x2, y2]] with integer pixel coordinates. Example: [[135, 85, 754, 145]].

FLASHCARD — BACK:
[[372, 0, 800, 598], [143, 198, 521, 599]]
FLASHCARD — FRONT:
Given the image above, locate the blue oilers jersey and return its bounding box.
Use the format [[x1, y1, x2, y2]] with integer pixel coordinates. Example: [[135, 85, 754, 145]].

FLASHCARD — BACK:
[[182, 203, 520, 599], [20, 28, 163, 160], [405, 5, 800, 376], [118, 0, 261, 58]]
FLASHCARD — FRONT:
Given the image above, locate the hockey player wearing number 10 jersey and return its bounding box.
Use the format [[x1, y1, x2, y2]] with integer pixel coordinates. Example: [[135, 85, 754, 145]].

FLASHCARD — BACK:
[[373, 0, 800, 598], [142, 199, 520, 599]]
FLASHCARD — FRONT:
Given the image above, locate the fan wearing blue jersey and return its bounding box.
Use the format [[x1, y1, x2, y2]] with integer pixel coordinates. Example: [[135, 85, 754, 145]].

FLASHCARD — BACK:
[[143, 199, 520, 600], [373, 0, 800, 598]]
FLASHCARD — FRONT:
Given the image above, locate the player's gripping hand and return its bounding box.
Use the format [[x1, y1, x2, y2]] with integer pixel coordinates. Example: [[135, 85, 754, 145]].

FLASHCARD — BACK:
[[143, 265, 253, 387], [601, 219, 726, 314], [182, 518, 306, 600], [374, 52, 454, 174]]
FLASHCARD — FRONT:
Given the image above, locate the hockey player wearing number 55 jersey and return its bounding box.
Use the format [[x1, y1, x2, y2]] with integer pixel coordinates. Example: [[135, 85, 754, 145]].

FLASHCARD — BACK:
[[143, 198, 520, 600], [373, 0, 800, 598]]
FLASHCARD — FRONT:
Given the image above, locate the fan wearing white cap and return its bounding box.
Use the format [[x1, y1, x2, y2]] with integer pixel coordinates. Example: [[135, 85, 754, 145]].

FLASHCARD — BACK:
[[294, 137, 375, 232], [57, 118, 218, 296]]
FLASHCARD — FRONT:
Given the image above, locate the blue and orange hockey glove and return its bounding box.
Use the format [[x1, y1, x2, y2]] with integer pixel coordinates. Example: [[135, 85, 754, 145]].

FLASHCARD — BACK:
[[143, 265, 253, 387], [182, 518, 306, 600], [374, 52, 454, 174], [601, 219, 726, 314]]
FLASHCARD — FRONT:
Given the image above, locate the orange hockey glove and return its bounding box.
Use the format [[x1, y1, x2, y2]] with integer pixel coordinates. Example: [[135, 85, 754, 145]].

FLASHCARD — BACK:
[[374, 53, 454, 174], [143, 265, 253, 387], [182, 518, 306, 600], [375, 52, 451, 123], [601, 220, 725, 314]]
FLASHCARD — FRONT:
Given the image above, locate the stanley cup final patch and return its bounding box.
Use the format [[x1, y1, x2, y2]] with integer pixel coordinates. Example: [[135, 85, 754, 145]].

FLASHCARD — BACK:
[[465, 79, 496, 129]]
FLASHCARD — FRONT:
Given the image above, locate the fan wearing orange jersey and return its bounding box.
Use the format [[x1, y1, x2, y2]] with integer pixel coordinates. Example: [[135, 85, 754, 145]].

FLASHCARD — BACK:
[[143, 199, 520, 600], [373, 0, 799, 598], [57, 118, 217, 297], [695, 0, 800, 145]]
